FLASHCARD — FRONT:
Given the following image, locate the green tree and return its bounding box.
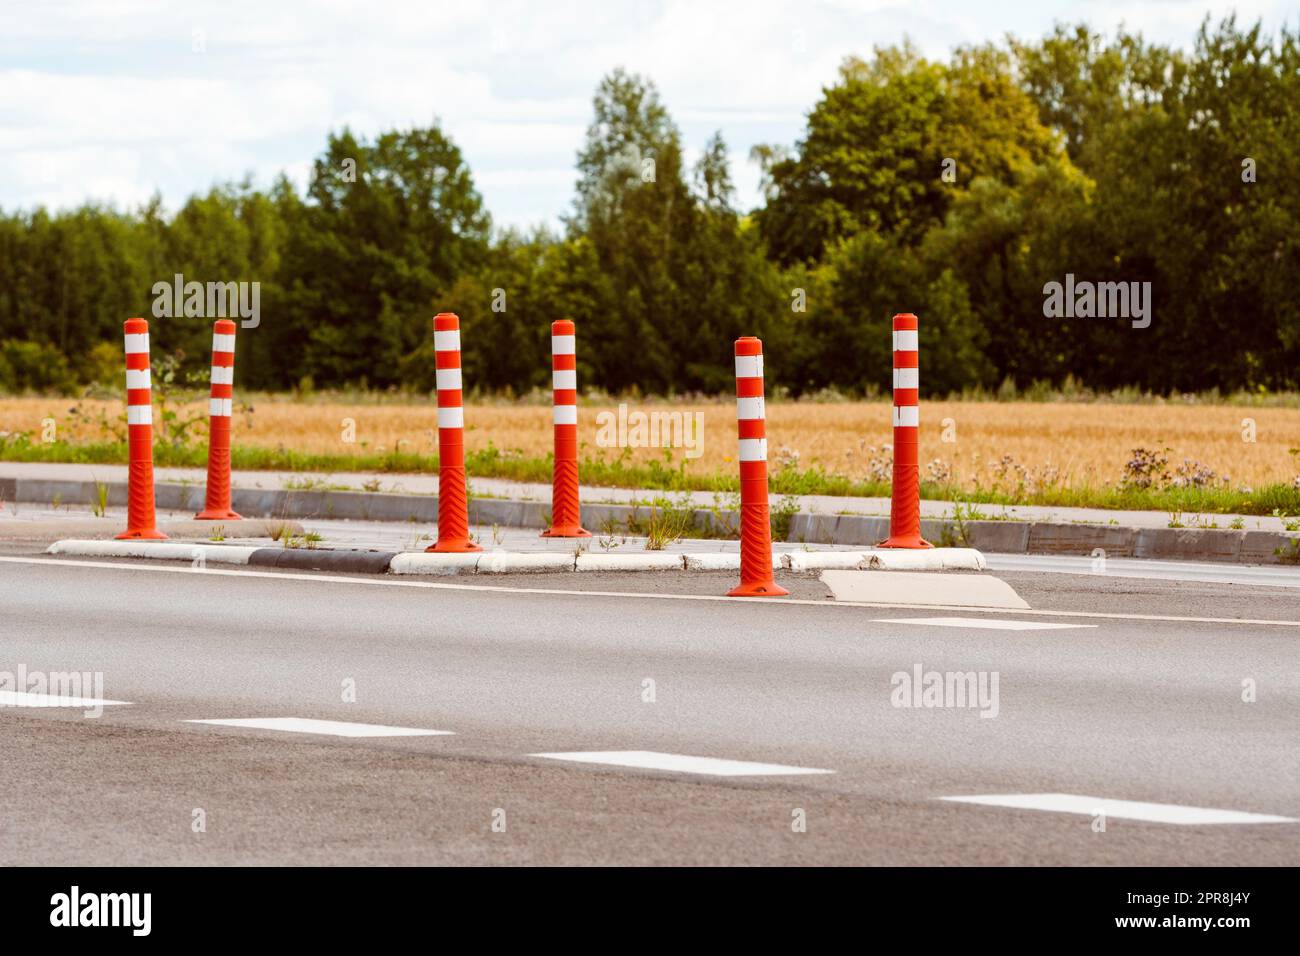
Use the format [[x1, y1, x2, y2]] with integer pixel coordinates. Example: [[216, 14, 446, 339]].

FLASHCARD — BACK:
[[785, 230, 992, 395], [1013, 17, 1300, 389], [565, 70, 783, 393], [279, 124, 491, 387], [754, 42, 1062, 265]]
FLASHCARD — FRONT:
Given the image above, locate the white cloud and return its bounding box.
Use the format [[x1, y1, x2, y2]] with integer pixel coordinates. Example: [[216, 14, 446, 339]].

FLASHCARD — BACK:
[[1, 0, 1295, 227]]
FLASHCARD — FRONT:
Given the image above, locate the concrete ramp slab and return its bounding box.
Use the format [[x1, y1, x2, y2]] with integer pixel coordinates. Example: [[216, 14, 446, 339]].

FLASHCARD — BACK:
[[821, 569, 1029, 609]]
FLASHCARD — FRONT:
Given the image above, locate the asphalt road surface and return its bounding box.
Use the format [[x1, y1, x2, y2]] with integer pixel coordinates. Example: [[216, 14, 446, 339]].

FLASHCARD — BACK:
[[1, 553, 1297, 865]]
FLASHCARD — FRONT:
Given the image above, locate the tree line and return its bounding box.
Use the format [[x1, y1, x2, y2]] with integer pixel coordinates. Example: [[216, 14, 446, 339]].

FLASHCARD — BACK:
[[2, 16, 1297, 397]]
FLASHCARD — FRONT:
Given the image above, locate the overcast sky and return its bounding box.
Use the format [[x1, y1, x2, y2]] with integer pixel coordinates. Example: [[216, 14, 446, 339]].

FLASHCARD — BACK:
[[2, 0, 1294, 230]]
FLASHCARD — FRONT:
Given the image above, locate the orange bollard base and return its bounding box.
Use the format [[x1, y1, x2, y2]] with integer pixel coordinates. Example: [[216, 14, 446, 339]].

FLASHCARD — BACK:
[[195, 508, 242, 520], [879, 534, 933, 549], [116, 528, 168, 540], [727, 580, 789, 598], [540, 525, 590, 538], [426, 538, 482, 553]]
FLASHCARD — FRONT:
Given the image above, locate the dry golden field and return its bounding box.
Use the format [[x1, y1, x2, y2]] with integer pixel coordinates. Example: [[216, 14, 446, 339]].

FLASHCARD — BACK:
[[3, 394, 1298, 492]]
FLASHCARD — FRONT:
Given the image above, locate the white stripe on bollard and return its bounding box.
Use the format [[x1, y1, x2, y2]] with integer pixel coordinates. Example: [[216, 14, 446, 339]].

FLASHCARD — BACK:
[[736, 396, 765, 420], [892, 330, 919, 351], [892, 406, 919, 427], [892, 367, 919, 389]]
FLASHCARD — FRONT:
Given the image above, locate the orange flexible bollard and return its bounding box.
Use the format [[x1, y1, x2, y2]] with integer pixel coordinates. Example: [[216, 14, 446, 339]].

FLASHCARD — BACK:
[[541, 320, 589, 538], [879, 313, 932, 548], [116, 318, 166, 540], [195, 319, 242, 520], [728, 336, 787, 597], [427, 313, 481, 553]]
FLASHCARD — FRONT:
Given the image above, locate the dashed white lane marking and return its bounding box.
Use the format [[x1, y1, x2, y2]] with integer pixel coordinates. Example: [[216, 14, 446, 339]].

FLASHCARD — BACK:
[[184, 717, 454, 738], [941, 793, 1296, 825], [6, 555, 1300, 628], [0, 690, 131, 708], [531, 750, 834, 777], [876, 616, 1096, 631]]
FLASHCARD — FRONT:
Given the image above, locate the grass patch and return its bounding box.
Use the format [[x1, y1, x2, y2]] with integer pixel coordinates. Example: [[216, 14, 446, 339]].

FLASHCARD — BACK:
[[4, 431, 1299, 517], [91, 481, 108, 518]]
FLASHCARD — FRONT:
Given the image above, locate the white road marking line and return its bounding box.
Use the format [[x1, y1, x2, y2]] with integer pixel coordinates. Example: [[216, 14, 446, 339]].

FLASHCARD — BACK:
[[530, 750, 833, 777], [940, 793, 1296, 825], [5, 555, 1300, 628], [876, 616, 1096, 631], [0, 690, 131, 708], [184, 717, 453, 738]]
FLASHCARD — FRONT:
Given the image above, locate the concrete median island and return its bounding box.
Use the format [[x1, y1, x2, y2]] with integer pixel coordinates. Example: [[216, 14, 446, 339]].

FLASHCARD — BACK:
[[6, 472, 1297, 565], [43, 538, 988, 575]]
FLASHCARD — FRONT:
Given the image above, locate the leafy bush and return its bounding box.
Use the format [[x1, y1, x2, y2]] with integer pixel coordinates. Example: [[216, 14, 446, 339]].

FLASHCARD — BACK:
[[0, 341, 78, 394]]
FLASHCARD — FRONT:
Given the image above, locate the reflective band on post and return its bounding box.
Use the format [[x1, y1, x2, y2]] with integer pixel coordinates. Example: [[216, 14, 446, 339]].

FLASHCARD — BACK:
[[893, 406, 919, 427], [208, 398, 232, 418], [735, 354, 763, 379], [210, 366, 234, 385], [736, 396, 765, 421], [892, 330, 918, 352], [437, 406, 464, 429], [125, 368, 151, 389], [552, 405, 578, 426], [126, 405, 153, 426], [552, 369, 577, 390], [124, 333, 150, 354], [212, 334, 236, 353], [893, 367, 919, 390], [435, 367, 462, 391], [433, 330, 461, 352], [738, 437, 768, 462], [551, 335, 575, 355]]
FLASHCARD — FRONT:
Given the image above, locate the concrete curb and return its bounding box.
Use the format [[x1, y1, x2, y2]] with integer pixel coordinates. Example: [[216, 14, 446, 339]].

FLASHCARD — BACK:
[[46, 540, 260, 564], [575, 552, 688, 572], [682, 553, 742, 571], [15, 476, 1297, 564], [870, 548, 987, 571], [477, 552, 576, 574], [388, 552, 482, 574], [247, 549, 397, 574], [786, 551, 870, 571], [45, 539, 393, 571]]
